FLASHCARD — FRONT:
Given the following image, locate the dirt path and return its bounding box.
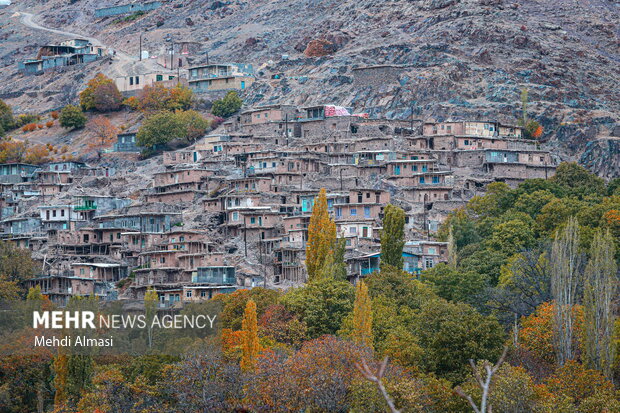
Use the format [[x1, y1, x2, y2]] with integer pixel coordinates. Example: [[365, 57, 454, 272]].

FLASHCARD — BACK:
[[16, 11, 156, 76]]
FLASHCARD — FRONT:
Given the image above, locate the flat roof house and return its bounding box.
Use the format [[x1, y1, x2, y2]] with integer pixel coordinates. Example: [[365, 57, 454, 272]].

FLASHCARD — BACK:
[[188, 63, 254, 92]]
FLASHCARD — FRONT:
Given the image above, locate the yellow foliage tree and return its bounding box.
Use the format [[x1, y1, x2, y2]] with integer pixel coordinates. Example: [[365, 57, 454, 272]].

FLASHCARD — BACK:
[[352, 281, 373, 348], [53, 352, 68, 408], [306, 188, 337, 281], [241, 299, 259, 372]]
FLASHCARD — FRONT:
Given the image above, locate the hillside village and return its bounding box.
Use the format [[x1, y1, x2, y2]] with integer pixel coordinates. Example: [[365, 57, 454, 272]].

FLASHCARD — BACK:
[[2, 44, 558, 306]]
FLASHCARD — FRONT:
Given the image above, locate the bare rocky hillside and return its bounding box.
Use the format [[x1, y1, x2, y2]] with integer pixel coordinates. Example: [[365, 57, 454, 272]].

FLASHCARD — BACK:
[[1, 0, 619, 175]]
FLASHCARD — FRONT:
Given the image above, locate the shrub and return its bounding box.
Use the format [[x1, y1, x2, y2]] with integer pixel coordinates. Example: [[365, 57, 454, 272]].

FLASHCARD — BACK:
[[50, 111, 60, 120], [37, 124, 43, 130], [211, 91, 242, 118], [45, 121, 54, 128], [17, 114, 40, 127], [22, 123, 37, 133], [59, 105, 87, 130]]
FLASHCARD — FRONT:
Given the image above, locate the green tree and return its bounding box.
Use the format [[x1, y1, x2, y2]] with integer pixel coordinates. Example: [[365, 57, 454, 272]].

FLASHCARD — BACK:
[[550, 216, 583, 366], [144, 287, 158, 348], [281, 277, 354, 338], [551, 162, 607, 199], [59, 105, 87, 130], [380, 204, 405, 269], [583, 229, 617, 378], [176, 109, 210, 143], [136, 110, 184, 150], [351, 281, 373, 347], [241, 299, 259, 372], [317, 238, 347, 281], [305, 188, 337, 281], [0, 99, 15, 133], [211, 91, 242, 118], [422, 263, 489, 308], [412, 299, 505, 382], [66, 355, 93, 406]]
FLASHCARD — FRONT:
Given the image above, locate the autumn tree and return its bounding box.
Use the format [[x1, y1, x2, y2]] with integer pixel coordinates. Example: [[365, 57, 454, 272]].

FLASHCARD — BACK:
[[550, 216, 583, 365], [583, 229, 617, 377], [59, 105, 87, 130], [133, 83, 193, 114], [352, 281, 373, 347], [241, 299, 259, 372], [87, 116, 118, 150], [53, 353, 69, 409], [144, 287, 158, 348], [305, 188, 336, 281], [211, 91, 242, 118], [136, 110, 184, 150], [80, 73, 122, 112], [176, 109, 210, 143], [381, 204, 405, 269]]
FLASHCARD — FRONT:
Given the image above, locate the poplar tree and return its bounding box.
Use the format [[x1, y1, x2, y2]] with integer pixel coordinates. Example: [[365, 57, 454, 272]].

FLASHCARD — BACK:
[[447, 225, 457, 268], [550, 217, 583, 365], [583, 229, 617, 377], [53, 352, 68, 408], [381, 204, 405, 269], [352, 281, 373, 348], [241, 299, 259, 372], [306, 188, 337, 281]]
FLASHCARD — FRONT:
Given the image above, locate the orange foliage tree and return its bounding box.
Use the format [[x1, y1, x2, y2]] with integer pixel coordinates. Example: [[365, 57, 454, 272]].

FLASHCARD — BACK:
[[519, 301, 584, 365], [87, 116, 118, 150], [240, 299, 260, 372]]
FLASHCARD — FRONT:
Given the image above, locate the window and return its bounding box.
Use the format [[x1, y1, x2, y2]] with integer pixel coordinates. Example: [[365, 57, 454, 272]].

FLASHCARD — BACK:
[[420, 177, 425, 184], [129, 77, 134, 86], [425, 258, 434, 268], [413, 165, 418, 171], [350, 208, 357, 216], [200, 290, 207, 297], [428, 247, 436, 254], [156, 74, 163, 81], [186, 290, 192, 298], [232, 212, 239, 221], [80, 268, 85, 275], [61, 209, 65, 217], [464, 139, 469, 145], [432, 176, 440, 184], [135, 76, 139, 85], [350, 227, 357, 234], [250, 217, 256, 224], [52, 210, 57, 217], [160, 257, 166, 264]]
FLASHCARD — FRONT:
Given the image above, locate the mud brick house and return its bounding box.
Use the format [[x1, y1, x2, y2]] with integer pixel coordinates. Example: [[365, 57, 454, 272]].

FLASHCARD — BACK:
[[0, 163, 40, 184], [188, 63, 255, 92], [24, 273, 108, 306], [19, 39, 103, 75], [114, 72, 181, 95]]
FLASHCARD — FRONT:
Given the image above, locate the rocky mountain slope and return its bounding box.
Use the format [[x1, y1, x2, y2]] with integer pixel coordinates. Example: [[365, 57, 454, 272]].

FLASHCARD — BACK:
[[0, 0, 619, 174]]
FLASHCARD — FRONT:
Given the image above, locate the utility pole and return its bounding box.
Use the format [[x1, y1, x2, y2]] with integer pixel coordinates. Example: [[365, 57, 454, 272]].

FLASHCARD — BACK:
[[410, 103, 414, 132], [139, 32, 143, 61], [243, 215, 247, 257], [340, 168, 343, 190], [285, 114, 289, 146]]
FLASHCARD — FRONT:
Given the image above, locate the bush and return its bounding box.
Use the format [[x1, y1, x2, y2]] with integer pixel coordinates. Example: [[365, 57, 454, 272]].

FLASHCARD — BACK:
[[16, 114, 40, 127], [211, 91, 242, 118], [59, 105, 87, 130], [50, 111, 59, 120], [37, 124, 43, 130], [21, 123, 37, 133], [45, 121, 54, 128]]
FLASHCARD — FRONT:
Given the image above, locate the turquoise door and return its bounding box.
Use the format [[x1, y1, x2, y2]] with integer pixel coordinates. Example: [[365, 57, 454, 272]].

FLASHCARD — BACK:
[[241, 81, 245, 89], [394, 165, 401, 175]]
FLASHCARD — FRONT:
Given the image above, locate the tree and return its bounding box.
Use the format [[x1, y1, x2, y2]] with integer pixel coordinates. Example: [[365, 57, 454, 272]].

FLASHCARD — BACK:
[[454, 347, 508, 413], [550, 217, 583, 365], [59, 105, 87, 130], [381, 204, 405, 269], [0, 241, 36, 284], [211, 91, 243, 118], [80, 73, 122, 112], [87, 116, 118, 149], [545, 360, 616, 407], [134, 83, 194, 114], [144, 287, 158, 348], [212, 287, 280, 331], [316, 238, 347, 281], [412, 299, 505, 382], [258, 304, 307, 348], [422, 263, 489, 308], [240, 299, 259, 372], [305, 188, 336, 281], [136, 110, 184, 150], [92, 82, 123, 112], [583, 229, 617, 377], [175, 110, 210, 143], [53, 353, 68, 409], [352, 281, 373, 347], [0, 99, 15, 132], [551, 162, 606, 199], [281, 277, 354, 338]]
